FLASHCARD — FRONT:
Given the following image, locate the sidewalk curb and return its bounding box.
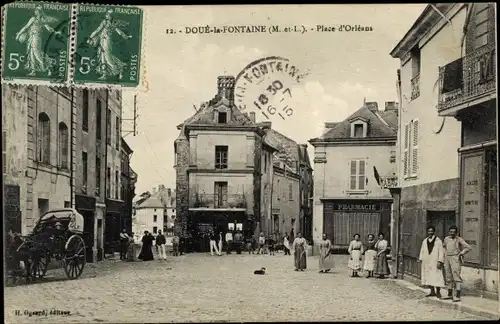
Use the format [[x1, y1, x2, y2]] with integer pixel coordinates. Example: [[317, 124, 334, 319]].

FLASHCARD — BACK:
[[418, 298, 499, 320], [390, 279, 499, 320]]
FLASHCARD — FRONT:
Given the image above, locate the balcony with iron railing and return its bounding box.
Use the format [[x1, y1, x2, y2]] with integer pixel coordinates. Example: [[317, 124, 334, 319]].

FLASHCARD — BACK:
[[191, 193, 247, 209], [437, 44, 496, 115]]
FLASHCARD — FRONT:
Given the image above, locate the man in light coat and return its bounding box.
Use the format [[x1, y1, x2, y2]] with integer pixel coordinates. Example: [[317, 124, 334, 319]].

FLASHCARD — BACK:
[[418, 225, 445, 298], [442, 225, 471, 302]]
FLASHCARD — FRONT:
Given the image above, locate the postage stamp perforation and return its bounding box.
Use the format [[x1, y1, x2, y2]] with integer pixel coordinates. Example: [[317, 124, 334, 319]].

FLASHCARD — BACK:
[[70, 2, 146, 91], [68, 4, 78, 86]]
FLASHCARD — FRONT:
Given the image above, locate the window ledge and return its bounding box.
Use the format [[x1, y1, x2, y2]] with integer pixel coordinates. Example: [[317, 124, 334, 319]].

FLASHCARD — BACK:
[[404, 176, 418, 181], [346, 190, 369, 195]]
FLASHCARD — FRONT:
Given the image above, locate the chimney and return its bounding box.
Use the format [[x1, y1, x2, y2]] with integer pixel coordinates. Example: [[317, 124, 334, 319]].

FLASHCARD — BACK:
[[158, 184, 165, 191], [384, 101, 398, 112], [167, 188, 172, 197], [365, 101, 379, 112], [217, 76, 235, 102], [152, 187, 157, 194], [249, 112, 256, 123], [259, 121, 272, 129]]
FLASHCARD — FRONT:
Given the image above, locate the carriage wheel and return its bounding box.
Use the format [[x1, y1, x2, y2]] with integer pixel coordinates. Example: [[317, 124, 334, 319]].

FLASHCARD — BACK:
[[63, 235, 86, 279]]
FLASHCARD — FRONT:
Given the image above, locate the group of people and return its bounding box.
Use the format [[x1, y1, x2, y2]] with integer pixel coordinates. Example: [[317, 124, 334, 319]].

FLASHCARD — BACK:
[[346, 232, 391, 278], [208, 230, 245, 255], [418, 225, 471, 302], [119, 229, 183, 262]]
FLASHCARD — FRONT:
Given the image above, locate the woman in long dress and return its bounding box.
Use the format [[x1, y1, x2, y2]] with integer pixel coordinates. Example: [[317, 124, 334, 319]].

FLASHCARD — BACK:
[[318, 234, 334, 273], [363, 234, 377, 277], [15, 6, 61, 76], [374, 232, 390, 278], [283, 233, 291, 255], [138, 231, 154, 261], [292, 232, 307, 271], [348, 234, 364, 277], [87, 9, 132, 80]]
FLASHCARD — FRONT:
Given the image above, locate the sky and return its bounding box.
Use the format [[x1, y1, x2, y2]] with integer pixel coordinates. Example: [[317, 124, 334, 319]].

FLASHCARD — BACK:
[[122, 4, 426, 195]]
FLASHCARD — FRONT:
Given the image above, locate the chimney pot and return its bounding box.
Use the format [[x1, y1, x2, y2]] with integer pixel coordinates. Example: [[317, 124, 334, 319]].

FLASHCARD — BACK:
[[259, 121, 272, 129], [217, 76, 235, 102], [365, 101, 378, 112], [249, 112, 256, 123], [384, 101, 398, 112]]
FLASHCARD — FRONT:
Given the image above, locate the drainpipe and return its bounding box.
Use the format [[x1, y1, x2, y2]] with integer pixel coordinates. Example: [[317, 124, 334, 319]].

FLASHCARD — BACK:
[[70, 87, 74, 208]]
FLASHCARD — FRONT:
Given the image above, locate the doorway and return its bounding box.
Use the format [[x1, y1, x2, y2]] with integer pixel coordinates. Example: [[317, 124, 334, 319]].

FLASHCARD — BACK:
[[81, 210, 95, 263], [427, 210, 456, 240]]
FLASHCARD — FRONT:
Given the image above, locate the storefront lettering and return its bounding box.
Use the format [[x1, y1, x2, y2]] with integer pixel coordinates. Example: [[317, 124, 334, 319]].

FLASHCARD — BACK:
[[460, 154, 483, 263], [334, 204, 378, 211]]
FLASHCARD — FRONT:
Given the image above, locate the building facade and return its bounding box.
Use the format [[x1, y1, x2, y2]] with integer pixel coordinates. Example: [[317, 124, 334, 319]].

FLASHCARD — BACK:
[[298, 144, 314, 241], [435, 3, 497, 295], [309, 101, 398, 250], [2, 85, 128, 263], [174, 76, 268, 252], [390, 3, 498, 296], [121, 138, 137, 234], [270, 161, 300, 238]]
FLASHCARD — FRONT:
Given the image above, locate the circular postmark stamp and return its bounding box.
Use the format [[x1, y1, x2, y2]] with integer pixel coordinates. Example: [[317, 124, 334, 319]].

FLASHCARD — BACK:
[[234, 56, 309, 121]]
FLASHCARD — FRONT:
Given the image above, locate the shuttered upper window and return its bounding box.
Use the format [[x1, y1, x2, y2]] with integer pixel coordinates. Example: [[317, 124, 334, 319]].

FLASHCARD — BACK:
[[349, 160, 366, 191], [403, 118, 419, 179]]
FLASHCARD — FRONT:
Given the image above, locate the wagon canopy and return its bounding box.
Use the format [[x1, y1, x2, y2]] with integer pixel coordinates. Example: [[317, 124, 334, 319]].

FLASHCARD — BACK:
[[37, 208, 84, 234]]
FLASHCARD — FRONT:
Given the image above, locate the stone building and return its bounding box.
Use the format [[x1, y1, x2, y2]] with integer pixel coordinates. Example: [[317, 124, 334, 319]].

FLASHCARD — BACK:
[[132, 186, 175, 238], [309, 100, 398, 250], [174, 76, 274, 252], [390, 3, 497, 297], [2, 85, 127, 263], [2, 86, 71, 236], [121, 138, 137, 234]]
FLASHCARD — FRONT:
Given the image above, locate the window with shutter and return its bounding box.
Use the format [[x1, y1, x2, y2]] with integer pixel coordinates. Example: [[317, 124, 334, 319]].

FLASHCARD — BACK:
[[403, 123, 409, 178], [350, 160, 357, 190], [411, 119, 419, 177], [349, 160, 366, 191], [358, 160, 366, 190]]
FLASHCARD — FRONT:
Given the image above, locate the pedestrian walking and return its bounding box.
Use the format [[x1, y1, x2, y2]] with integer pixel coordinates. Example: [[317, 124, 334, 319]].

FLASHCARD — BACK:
[[119, 229, 130, 260], [418, 225, 446, 299], [283, 233, 291, 255], [373, 232, 390, 278], [246, 236, 254, 254], [179, 236, 186, 255], [225, 230, 234, 254], [138, 231, 154, 261], [172, 233, 180, 256], [208, 231, 218, 256], [363, 234, 377, 277], [348, 234, 364, 277], [318, 234, 334, 273], [217, 232, 223, 256], [267, 234, 275, 255], [156, 230, 167, 260], [441, 225, 471, 302], [258, 232, 266, 254], [234, 230, 244, 254], [292, 232, 307, 271]]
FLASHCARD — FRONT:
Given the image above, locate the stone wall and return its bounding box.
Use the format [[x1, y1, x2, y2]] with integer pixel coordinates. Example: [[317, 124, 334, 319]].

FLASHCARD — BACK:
[[174, 134, 190, 238], [252, 133, 263, 235]]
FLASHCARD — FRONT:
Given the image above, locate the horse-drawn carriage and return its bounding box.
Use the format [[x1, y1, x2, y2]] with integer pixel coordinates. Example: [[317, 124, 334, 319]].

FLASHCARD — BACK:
[[7, 208, 87, 282]]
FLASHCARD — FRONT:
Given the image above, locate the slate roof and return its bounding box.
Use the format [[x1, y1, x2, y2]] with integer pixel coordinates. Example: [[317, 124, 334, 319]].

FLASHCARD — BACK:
[[311, 105, 398, 141], [137, 187, 176, 209]]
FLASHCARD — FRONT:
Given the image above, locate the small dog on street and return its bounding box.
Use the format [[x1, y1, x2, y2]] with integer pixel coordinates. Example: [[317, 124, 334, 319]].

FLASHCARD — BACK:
[[254, 267, 266, 275]]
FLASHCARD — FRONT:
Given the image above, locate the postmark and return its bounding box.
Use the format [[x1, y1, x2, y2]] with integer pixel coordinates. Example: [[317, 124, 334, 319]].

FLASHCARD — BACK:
[[73, 4, 143, 87], [234, 56, 309, 121], [1, 2, 72, 85]]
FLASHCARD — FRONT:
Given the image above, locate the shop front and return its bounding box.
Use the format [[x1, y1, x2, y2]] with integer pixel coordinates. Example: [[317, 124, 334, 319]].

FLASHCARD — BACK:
[[105, 198, 125, 255], [187, 209, 249, 252], [322, 199, 392, 251], [75, 195, 96, 263]]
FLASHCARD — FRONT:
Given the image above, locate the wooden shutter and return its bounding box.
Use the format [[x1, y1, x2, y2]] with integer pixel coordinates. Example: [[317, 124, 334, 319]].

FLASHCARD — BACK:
[[403, 123, 409, 178], [358, 160, 366, 190], [349, 160, 357, 190], [411, 119, 419, 177]]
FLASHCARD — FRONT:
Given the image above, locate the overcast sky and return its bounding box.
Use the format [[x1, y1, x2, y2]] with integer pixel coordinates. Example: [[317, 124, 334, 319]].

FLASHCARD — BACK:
[[122, 4, 425, 195]]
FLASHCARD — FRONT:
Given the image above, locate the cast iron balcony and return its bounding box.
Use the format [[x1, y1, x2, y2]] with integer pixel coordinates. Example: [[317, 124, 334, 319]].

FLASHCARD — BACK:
[[437, 44, 496, 115], [192, 193, 246, 209], [380, 175, 398, 189]]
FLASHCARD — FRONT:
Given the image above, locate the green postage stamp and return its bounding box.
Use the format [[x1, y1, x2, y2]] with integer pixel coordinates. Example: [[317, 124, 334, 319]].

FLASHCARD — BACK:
[[1, 2, 144, 88], [73, 5, 143, 87], [1, 2, 72, 84]]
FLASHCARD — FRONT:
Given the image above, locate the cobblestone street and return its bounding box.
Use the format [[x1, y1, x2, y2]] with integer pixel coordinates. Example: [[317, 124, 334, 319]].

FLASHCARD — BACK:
[[5, 253, 484, 323]]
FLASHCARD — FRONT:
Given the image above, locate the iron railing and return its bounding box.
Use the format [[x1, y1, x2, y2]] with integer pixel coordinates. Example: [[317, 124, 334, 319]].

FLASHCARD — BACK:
[[438, 44, 496, 112], [192, 193, 246, 209]]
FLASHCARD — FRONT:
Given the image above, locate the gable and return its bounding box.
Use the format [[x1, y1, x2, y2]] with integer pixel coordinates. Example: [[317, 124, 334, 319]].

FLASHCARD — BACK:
[[185, 97, 254, 127]]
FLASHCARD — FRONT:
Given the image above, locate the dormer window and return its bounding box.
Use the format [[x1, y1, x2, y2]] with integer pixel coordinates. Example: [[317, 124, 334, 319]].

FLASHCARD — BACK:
[[349, 119, 368, 138], [218, 112, 227, 124]]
